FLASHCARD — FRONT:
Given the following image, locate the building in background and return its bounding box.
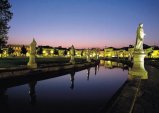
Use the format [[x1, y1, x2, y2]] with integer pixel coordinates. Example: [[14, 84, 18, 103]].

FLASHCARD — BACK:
[[0, 44, 157, 58]]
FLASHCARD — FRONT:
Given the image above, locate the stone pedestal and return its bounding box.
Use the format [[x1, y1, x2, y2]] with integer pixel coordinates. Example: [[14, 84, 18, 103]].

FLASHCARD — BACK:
[[27, 39, 37, 69], [27, 55, 37, 69], [86, 55, 91, 62], [128, 51, 148, 79], [70, 56, 75, 64], [86, 49, 91, 62]]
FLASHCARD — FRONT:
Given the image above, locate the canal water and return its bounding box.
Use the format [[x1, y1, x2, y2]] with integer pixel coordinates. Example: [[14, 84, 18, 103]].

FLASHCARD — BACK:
[[0, 60, 128, 113]]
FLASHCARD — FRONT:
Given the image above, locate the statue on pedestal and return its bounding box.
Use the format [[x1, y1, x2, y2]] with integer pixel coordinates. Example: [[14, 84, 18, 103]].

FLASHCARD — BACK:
[[135, 23, 146, 52], [86, 49, 91, 62], [70, 45, 75, 64], [129, 23, 148, 79], [27, 38, 37, 68]]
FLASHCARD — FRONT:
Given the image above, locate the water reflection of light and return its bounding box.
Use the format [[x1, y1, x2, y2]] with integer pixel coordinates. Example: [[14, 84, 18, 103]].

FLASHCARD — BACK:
[[28, 81, 37, 106], [104, 61, 113, 68], [3, 61, 129, 113], [100, 60, 105, 66], [112, 62, 118, 67], [100, 60, 129, 71]]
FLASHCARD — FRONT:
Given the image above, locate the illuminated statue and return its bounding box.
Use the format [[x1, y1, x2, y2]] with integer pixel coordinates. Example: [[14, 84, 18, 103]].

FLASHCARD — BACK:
[[86, 49, 91, 62], [129, 23, 148, 79], [135, 23, 146, 51], [70, 45, 75, 56], [27, 38, 37, 68], [70, 45, 75, 64]]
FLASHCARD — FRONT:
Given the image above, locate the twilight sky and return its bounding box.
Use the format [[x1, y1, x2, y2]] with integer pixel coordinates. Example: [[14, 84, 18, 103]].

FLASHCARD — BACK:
[[8, 0, 159, 48]]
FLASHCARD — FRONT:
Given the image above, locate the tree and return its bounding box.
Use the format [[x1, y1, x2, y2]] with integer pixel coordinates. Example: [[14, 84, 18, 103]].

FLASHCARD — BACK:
[[64, 50, 67, 56], [54, 49, 59, 56], [37, 47, 43, 55], [129, 45, 134, 48], [0, 0, 13, 48], [21, 45, 27, 56], [0, 48, 3, 54], [8, 46, 14, 55], [81, 50, 83, 56]]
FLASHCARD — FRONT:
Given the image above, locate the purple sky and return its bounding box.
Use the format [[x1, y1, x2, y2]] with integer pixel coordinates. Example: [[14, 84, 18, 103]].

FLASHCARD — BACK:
[[8, 0, 159, 48]]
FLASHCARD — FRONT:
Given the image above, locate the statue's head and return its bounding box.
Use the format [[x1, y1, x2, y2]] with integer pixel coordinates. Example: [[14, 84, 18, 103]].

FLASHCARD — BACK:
[[71, 45, 74, 49], [139, 23, 143, 27]]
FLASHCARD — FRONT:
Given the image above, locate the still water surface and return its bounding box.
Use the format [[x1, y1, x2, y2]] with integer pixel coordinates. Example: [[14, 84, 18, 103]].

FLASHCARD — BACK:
[[0, 61, 128, 113]]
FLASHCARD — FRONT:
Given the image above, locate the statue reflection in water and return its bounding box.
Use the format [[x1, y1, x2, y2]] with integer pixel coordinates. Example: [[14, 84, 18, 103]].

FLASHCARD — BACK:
[[97, 64, 100, 71], [28, 81, 37, 106], [0, 88, 8, 112], [95, 65, 97, 75], [87, 67, 91, 80], [70, 71, 75, 90]]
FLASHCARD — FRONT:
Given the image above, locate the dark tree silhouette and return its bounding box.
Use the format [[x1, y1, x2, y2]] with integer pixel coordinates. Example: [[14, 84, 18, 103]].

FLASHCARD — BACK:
[[81, 50, 83, 56], [0, 0, 13, 48], [0, 49, 3, 54], [64, 50, 67, 56], [37, 47, 42, 55], [21, 45, 27, 56], [8, 46, 14, 55], [54, 49, 58, 56], [129, 45, 134, 48]]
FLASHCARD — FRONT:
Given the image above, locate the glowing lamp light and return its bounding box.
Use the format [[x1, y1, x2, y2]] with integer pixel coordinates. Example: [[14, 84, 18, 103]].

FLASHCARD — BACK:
[[50, 50, 54, 54], [43, 50, 46, 54]]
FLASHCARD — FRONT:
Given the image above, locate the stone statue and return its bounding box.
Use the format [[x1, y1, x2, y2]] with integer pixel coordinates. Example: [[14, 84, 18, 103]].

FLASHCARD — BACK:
[[129, 23, 148, 79], [27, 38, 37, 68], [69, 45, 75, 64], [86, 49, 91, 62], [30, 39, 36, 54], [135, 23, 146, 51], [70, 45, 75, 56]]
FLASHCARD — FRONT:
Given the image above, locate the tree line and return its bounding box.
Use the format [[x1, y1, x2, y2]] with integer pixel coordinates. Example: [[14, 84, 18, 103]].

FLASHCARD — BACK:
[[0, 0, 13, 53]]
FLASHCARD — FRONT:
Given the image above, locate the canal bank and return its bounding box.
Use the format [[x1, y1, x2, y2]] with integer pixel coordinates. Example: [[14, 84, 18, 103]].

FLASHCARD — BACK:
[[100, 63, 159, 113], [0, 61, 99, 80]]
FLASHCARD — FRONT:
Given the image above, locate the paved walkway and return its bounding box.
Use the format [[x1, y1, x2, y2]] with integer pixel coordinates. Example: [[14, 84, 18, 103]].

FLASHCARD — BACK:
[[133, 65, 159, 113]]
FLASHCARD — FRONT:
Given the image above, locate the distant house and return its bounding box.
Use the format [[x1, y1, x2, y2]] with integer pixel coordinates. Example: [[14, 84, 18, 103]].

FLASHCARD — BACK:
[[40, 46, 54, 57], [1, 44, 158, 59], [104, 47, 115, 57], [55, 47, 68, 56]]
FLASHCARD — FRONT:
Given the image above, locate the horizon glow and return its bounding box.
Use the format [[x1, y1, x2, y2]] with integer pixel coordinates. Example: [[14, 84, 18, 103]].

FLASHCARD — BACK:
[[8, 0, 159, 49]]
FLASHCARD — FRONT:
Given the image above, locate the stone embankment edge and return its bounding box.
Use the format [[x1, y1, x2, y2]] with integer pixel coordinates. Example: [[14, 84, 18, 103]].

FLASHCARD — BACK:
[[0, 61, 99, 79]]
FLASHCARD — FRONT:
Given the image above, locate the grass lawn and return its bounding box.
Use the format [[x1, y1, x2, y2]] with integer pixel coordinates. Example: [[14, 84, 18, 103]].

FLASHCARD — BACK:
[[0, 56, 87, 68]]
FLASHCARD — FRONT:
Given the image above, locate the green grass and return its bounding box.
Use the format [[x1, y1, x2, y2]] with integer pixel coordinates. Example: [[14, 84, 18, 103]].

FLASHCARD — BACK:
[[0, 57, 87, 68]]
